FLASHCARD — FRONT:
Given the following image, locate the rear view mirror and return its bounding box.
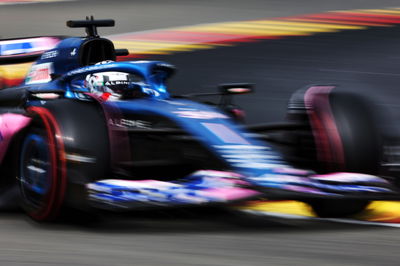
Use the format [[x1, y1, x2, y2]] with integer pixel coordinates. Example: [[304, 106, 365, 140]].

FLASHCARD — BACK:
[[219, 83, 254, 95]]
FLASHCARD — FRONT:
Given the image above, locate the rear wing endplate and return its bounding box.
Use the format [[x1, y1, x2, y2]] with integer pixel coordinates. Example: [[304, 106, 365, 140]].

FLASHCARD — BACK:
[[0, 36, 64, 65]]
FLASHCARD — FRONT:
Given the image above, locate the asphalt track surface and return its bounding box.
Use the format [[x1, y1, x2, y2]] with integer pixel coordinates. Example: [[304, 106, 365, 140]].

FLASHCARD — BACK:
[[2, 1, 400, 265]]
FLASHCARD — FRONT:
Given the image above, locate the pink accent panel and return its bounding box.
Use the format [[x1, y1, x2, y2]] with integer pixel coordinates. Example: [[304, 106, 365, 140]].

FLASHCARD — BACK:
[[222, 178, 251, 186], [311, 172, 389, 184], [272, 167, 311, 176], [282, 185, 326, 194], [0, 113, 31, 162], [1, 113, 31, 135], [202, 187, 260, 201]]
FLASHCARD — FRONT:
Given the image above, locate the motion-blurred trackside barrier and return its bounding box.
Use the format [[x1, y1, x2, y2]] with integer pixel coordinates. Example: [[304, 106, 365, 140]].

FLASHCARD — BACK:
[[110, 8, 400, 56], [5, 7, 400, 86]]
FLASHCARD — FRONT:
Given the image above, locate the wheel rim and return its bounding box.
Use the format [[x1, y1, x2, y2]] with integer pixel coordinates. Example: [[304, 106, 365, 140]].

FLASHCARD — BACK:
[[20, 133, 53, 210]]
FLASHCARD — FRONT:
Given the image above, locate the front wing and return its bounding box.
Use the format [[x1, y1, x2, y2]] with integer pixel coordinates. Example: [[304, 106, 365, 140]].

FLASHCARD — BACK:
[[86, 169, 400, 211]]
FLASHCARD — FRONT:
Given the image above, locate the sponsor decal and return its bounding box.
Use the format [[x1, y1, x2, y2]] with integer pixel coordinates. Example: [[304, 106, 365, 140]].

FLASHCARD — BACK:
[[40, 50, 58, 59], [173, 110, 228, 119], [109, 118, 152, 129], [202, 122, 249, 144], [70, 48, 77, 56], [104, 80, 129, 86], [25, 63, 53, 84], [66, 63, 119, 77], [213, 144, 289, 170]]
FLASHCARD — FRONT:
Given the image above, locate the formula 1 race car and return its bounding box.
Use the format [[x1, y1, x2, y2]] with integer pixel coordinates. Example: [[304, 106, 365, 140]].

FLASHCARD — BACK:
[[0, 18, 398, 222]]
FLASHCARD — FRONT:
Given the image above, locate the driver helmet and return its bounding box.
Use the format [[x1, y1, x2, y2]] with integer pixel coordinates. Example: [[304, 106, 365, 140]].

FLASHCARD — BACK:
[[85, 71, 148, 100]]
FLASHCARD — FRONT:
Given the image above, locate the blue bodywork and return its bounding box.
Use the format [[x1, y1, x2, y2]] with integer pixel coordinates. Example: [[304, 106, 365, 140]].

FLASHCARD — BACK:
[[17, 36, 397, 208], [23, 37, 288, 178], [23, 39, 287, 174]]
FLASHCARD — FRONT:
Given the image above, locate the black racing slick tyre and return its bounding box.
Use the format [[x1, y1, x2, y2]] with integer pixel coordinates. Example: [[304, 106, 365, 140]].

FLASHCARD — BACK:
[[308, 199, 370, 218], [310, 89, 382, 174], [287, 86, 383, 217], [287, 85, 382, 173], [18, 107, 67, 222], [18, 100, 110, 222]]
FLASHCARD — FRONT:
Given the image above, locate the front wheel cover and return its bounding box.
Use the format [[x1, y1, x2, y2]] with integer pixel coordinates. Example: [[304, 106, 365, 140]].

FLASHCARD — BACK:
[[18, 107, 67, 221]]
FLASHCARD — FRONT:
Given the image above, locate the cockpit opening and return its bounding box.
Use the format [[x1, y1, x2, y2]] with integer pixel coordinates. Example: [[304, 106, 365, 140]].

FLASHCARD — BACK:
[[79, 38, 116, 66]]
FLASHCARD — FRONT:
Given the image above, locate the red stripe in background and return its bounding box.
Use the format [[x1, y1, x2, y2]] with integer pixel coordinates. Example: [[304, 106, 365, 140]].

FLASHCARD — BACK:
[[302, 13, 400, 24], [113, 9, 400, 57], [332, 11, 400, 20], [283, 17, 389, 27], [116, 31, 250, 42], [116, 54, 148, 60], [3, 78, 24, 87], [384, 218, 400, 223]]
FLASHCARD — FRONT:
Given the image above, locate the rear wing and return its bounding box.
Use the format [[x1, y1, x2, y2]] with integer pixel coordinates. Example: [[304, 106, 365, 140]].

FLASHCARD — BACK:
[[0, 34, 129, 89], [0, 37, 64, 89], [0, 36, 64, 65]]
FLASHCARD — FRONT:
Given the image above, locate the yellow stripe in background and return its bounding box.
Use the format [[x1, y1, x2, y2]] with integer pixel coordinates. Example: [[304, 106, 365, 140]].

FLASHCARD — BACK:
[[0, 63, 31, 79], [241, 201, 400, 223], [113, 40, 215, 54], [211, 22, 340, 33], [110, 7, 400, 56], [178, 25, 313, 36], [248, 20, 365, 30]]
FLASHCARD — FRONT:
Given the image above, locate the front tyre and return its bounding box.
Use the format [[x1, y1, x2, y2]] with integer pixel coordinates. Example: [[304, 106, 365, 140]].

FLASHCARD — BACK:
[[287, 86, 381, 217], [308, 199, 370, 218], [18, 108, 66, 222]]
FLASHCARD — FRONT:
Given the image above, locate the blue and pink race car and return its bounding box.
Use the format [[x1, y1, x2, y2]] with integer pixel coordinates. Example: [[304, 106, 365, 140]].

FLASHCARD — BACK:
[[0, 17, 397, 221]]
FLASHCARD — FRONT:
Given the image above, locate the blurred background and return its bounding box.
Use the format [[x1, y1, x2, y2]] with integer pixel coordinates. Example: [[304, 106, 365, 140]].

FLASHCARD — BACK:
[[2, 0, 400, 265]]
